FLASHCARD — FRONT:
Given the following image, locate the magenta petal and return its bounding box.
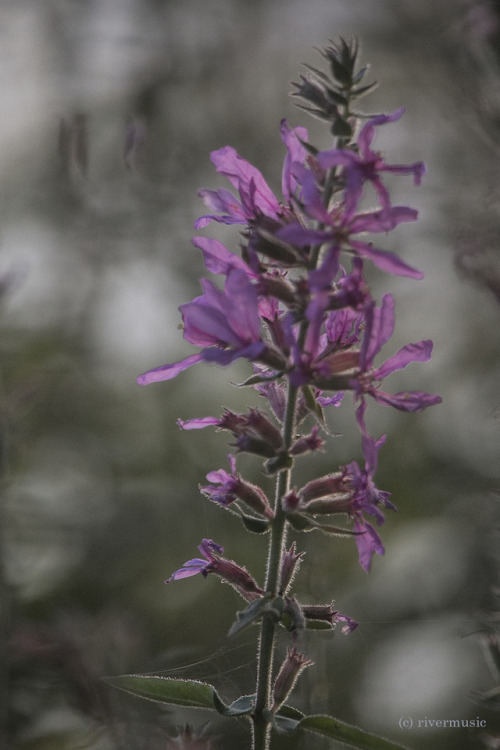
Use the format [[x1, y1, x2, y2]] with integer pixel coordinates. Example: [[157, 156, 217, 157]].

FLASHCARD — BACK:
[[316, 149, 358, 170], [137, 353, 204, 385], [210, 146, 279, 217], [192, 236, 252, 276], [358, 107, 405, 154], [371, 389, 443, 412], [354, 519, 385, 572], [280, 119, 308, 201], [349, 240, 424, 280], [349, 206, 418, 234], [165, 558, 209, 582], [177, 416, 220, 430], [277, 224, 330, 247], [361, 294, 395, 369], [373, 340, 433, 380]]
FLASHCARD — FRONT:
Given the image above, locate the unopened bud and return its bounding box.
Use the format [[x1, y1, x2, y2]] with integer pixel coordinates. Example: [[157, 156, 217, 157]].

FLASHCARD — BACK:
[[234, 434, 278, 458], [302, 495, 352, 515], [282, 489, 301, 513], [289, 426, 324, 455], [279, 543, 304, 594], [301, 602, 358, 634], [246, 409, 284, 450], [299, 473, 344, 502], [272, 647, 313, 712], [209, 557, 263, 601], [235, 480, 274, 519]]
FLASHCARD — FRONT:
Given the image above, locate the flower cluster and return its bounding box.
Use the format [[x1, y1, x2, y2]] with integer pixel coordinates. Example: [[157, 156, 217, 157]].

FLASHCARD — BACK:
[[138, 89, 440, 570], [135, 39, 442, 740]]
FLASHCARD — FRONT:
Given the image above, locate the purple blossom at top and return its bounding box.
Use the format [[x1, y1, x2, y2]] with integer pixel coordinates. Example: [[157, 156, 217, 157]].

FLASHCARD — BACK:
[[137, 268, 284, 385], [316, 108, 425, 214], [194, 120, 308, 229]]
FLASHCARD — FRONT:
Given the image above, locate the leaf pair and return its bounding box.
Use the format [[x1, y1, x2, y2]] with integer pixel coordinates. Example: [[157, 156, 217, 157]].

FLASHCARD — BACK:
[[105, 675, 409, 750]]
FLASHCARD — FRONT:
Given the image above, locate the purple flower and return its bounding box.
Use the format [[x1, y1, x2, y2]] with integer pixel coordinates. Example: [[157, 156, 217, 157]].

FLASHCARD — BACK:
[[278, 164, 423, 280], [194, 120, 308, 228], [165, 539, 224, 581], [341, 431, 395, 572], [296, 429, 394, 572], [191, 236, 256, 278], [200, 453, 274, 518], [137, 269, 282, 385], [317, 108, 425, 214], [352, 294, 442, 412], [166, 538, 263, 601]]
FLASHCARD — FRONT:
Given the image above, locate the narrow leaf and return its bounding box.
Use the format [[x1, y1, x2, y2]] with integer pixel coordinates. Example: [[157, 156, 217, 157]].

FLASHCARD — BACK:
[[228, 595, 283, 637], [104, 675, 225, 712], [240, 513, 270, 534], [294, 714, 409, 750]]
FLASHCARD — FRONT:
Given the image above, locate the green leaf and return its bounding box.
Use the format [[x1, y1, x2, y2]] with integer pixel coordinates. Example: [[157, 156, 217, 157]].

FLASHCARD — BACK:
[[277, 713, 409, 750], [264, 454, 294, 475], [301, 384, 325, 424], [332, 117, 353, 138], [228, 595, 283, 637], [234, 371, 282, 387], [104, 675, 225, 711], [240, 513, 270, 534], [224, 694, 256, 716]]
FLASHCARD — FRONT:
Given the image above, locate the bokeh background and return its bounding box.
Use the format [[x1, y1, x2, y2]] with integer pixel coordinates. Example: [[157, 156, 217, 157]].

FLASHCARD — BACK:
[[1, 1, 500, 748]]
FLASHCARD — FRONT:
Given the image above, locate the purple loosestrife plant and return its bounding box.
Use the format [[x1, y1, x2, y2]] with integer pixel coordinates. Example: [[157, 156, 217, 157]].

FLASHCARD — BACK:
[[109, 39, 441, 750]]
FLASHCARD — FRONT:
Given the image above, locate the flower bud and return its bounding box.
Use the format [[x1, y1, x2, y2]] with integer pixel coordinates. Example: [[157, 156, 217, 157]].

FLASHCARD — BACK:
[[301, 602, 358, 634], [279, 542, 304, 594], [271, 647, 313, 712], [209, 556, 263, 601], [299, 472, 344, 502], [246, 408, 284, 450], [234, 479, 274, 519], [234, 434, 278, 458], [289, 426, 324, 455], [282, 489, 301, 513], [166, 724, 212, 750], [301, 495, 352, 515]]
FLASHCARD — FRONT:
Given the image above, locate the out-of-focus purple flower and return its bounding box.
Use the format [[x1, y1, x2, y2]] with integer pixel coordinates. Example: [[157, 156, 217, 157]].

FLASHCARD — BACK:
[[200, 454, 274, 518], [352, 293, 442, 412], [278, 164, 423, 280], [137, 269, 285, 385], [317, 108, 425, 214], [194, 120, 308, 229]]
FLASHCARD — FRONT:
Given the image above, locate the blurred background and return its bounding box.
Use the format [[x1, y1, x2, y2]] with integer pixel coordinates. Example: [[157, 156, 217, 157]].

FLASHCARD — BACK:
[[1, 1, 500, 748]]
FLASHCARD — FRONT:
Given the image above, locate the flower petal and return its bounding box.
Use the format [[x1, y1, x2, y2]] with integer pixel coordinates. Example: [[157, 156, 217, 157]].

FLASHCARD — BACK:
[[373, 340, 433, 380], [136, 353, 204, 385]]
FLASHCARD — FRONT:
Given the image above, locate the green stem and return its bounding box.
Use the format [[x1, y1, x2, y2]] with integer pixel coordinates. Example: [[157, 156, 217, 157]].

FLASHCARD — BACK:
[[252, 384, 298, 750]]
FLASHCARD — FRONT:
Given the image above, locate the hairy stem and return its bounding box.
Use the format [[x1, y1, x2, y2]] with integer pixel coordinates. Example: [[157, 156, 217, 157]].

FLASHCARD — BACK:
[[252, 384, 298, 750]]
